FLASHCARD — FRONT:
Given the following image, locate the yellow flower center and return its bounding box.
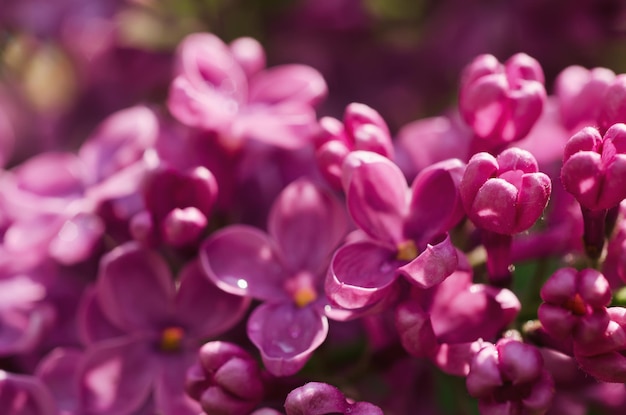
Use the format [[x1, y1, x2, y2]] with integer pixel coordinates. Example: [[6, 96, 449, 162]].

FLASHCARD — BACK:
[[160, 326, 185, 352], [396, 240, 419, 261], [294, 287, 318, 308]]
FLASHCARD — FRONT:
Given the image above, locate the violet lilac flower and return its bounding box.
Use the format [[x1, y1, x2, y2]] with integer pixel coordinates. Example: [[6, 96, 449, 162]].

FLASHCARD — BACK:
[[186, 341, 264, 415], [459, 53, 546, 152], [466, 339, 554, 415], [0, 369, 57, 415], [200, 179, 348, 376], [130, 164, 218, 248], [460, 147, 551, 286], [326, 151, 464, 313], [284, 382, 383, 415], [168, 33, 327, 149], [538, 267, 612, 354], [314, 102, 394, 189], [77, 242, 250, 415]]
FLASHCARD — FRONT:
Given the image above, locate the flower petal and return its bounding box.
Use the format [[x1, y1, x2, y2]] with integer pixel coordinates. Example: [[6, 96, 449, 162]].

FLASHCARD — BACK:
[[96, 242, 174, 332], [249, 64, 326, 106], [175, 259, 250, 339], [269, 179, 347, 273], [200, 226, 289, 302], [247, 303, 328, 377], [79, 337, 156, 415], [397, 234, 457, 289], [154, 353, 202, 415], [326, 241, 398, 310]]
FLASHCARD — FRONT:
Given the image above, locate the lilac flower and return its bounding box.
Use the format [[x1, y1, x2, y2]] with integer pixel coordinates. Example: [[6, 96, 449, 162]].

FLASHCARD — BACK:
[[130, 164, 218, 248], [186, 341, 264, 415], [395, 253, 520, 376], [200, 179, 348, 376], [284, 382, 383, 415], [538, 268, 611, 350], [599, 75, 626, 133], [554, 65, 615, 131], [314, 103, 393, 189], [466, 339, 554, 415], [326, 151, 464, 312], [0, 369, 57, 415], [168, 33, 326, 149], [459, 53, 546, 150], [561, 124, 626, 259], [460, 147, 551, 285], [77, 242, 249, 415]]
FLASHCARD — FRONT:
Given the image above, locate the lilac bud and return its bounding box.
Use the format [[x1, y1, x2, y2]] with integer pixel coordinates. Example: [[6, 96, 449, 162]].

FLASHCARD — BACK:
[[599, 74, 626, 132], [161, 207, 208, 247], [554, 65, 615, 130], [459, 53, 546, 144], [538, 268, 611, 342], [186, 341, 264, 415], [561, 124, 626, 211], [284, 382, 383, 415], [229, 37, 266, 78], [460, 147, 551, 234], [466, 339, 554, 415]]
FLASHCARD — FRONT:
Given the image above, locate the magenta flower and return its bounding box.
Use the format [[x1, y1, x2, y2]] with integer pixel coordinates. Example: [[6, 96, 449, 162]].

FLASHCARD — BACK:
[[314, 103, 393, 189], [460, 147, 551, 285], [168, 33, 326, 149], [538, 268, 611, 350], [284, 382, 383, 415], [554, 65, 615, 131], [395, 253, 520, 376], [200, 179, 348, 376], [599, 74, 626, 133], [130, 165, 218, 248], [466, 339, 554, 415], [77, 242, 249, 415], [186, 341, 264, 415], [326, 151, 464, 312], [561, 124, 626, 212], [0, 369, 57, 415], [459, 53, 546, 148]]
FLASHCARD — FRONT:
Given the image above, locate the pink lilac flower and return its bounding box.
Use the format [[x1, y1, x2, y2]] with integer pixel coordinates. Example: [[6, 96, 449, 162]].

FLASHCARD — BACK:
[[466, 338, 554, 415], [460, 147, 551, 285], [538, 267, 612, 354], [395, 253, 520, 376], [284, 382, 383, 415], [314, 102, 393, 189], [130, 164, 218, 248], [599, 75, 626, 133], [0, 369, 57, 415], [326, 151, 464, 313], [77, 242, 249, 415], [186, 341, 264, 415], [459, 53, 546, 153], [200, 179, 348, 376], [561, 124, 626, 259], [168, 33, 326, 149]]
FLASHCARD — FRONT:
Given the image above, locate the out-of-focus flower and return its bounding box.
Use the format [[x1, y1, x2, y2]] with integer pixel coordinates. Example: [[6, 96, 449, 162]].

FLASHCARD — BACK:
[[77, 242, 250, 415], [168, 33, 327, 150], [459, 53, 546, 151], [0, 369, 57, 415]]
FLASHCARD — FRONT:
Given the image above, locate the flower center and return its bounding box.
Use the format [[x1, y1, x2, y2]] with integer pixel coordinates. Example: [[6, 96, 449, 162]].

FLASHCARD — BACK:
[[285, 271, 318, 308], [160, 326, 185, 352], [294, 287, 318, 308], [396, 240, 419, 261], [564, 293, 587, 316]]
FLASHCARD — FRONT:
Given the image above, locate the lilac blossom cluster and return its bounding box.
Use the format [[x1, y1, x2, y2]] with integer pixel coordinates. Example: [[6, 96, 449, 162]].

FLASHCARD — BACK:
[[2, 5, 626, 415]]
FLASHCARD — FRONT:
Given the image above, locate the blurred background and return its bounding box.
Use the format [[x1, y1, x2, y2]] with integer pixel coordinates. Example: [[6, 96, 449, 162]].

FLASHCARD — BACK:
[[1, 0, 626, 166]]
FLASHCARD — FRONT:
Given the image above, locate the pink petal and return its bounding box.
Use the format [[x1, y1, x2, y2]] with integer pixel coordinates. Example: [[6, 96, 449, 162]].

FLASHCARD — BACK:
[[397, 234, 458, 289], [200, 225, 289, 302], [247, 302, 328, 376], [79, 337, 156, 415], [269, 179, 347, 273], [154, 353, 202, 415], [78, 288, 126, 345], [344, 151, 408, 245], [175, 260, 250, 339], [326, 241, 398, 310], [249, 64, 327, 106], [96, 242, 175, 332], [470, 178, 518, 233]]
